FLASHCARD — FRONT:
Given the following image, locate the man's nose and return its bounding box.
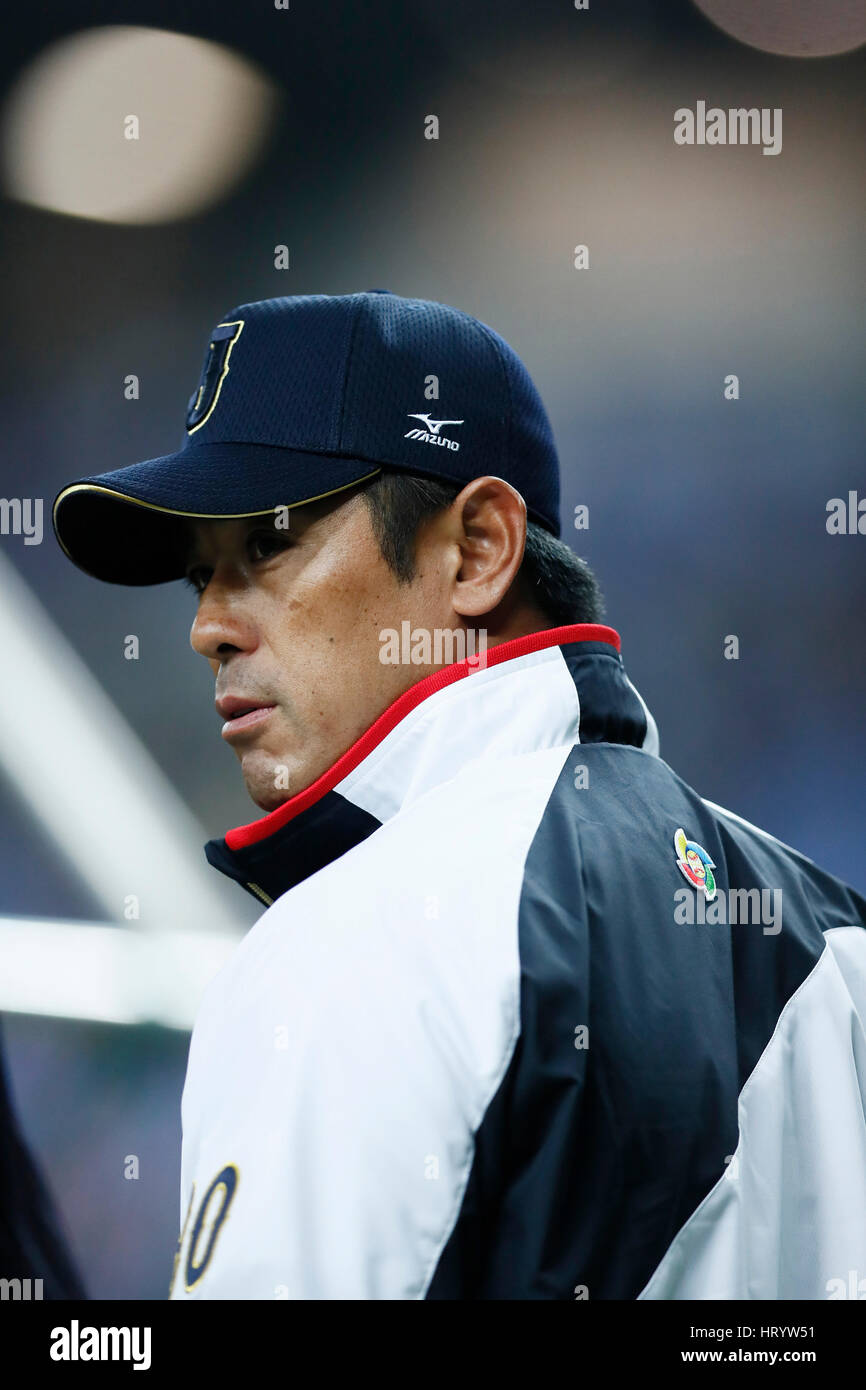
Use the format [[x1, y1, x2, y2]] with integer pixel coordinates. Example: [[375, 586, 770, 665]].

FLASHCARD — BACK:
[[189, 576, 257, 664]]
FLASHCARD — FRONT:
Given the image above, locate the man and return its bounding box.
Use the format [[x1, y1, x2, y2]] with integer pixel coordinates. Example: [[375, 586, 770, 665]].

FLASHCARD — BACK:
[[53, 291, 866, 1300]]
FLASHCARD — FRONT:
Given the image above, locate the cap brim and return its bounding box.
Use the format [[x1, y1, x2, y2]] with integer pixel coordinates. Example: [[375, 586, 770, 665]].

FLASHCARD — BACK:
[[53, 442, 383, 585]]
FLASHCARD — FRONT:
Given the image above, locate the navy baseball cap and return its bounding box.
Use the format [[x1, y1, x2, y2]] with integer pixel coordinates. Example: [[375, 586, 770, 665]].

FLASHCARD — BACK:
[[53, 291, 562, 584]]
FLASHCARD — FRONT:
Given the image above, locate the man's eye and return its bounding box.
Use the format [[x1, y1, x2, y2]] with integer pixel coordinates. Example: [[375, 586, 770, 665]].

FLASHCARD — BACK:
[[183, 566, 210, 595], [248, 530, 289, 562]]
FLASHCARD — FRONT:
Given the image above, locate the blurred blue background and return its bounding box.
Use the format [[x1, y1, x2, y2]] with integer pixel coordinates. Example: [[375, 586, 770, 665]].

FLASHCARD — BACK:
[[0, 0, 863, 1297]]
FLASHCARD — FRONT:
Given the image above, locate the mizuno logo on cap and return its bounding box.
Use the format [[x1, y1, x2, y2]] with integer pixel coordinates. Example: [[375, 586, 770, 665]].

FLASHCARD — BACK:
[[404, 413, 463, 451]]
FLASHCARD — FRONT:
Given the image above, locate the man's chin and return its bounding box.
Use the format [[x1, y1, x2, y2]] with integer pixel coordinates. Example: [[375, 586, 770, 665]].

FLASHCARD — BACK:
[[238, 751, 305, 813], [245, 779, 294, 814]]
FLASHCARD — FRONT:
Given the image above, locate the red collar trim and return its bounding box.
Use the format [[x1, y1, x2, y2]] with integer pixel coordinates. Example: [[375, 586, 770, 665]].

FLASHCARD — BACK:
[[225, 623, 620, 851]]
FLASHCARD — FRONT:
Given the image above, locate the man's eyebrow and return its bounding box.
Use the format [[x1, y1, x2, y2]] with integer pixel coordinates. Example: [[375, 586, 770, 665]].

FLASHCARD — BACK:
[[179, 517, 265, 570]]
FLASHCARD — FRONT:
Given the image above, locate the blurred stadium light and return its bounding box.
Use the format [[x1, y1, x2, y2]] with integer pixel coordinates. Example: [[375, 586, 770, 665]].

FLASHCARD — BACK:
[[0, 25, 278, 224], [691, 0, 866, 57], [0, 550, 243, 938], [0, 917, 236, 1029]]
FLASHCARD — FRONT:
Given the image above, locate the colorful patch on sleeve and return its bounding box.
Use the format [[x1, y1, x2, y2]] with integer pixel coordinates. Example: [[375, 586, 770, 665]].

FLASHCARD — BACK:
[[674, 827, 717, 900]]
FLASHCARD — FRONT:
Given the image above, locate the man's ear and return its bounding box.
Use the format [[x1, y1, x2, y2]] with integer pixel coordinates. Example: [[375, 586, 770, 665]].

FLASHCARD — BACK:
[[446, 476, 528, 620]]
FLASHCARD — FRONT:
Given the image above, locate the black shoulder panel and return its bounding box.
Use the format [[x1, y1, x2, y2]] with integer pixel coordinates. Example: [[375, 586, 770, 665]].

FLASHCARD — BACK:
[[427, 745, 866, 1298]]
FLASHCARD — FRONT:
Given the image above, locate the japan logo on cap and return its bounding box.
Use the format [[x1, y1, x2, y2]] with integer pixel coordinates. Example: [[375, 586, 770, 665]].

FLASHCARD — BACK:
[[186, 319, 244, 433]]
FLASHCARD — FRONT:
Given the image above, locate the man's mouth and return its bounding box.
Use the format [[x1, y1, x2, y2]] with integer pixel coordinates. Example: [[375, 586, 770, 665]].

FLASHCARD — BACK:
[[216, 696, 277, 740]]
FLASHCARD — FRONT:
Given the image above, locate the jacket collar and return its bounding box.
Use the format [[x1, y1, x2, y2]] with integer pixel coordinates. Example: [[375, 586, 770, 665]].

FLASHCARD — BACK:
[[204, 623, 658, 907]]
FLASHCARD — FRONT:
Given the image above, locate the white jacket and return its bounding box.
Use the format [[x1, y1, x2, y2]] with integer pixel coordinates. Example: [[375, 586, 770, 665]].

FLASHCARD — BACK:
[[170, 624, 866, 1300]]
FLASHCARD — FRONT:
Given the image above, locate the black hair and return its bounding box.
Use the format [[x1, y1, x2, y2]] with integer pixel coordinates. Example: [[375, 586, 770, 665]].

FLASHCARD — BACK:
[[358, 470, 605, 627]]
